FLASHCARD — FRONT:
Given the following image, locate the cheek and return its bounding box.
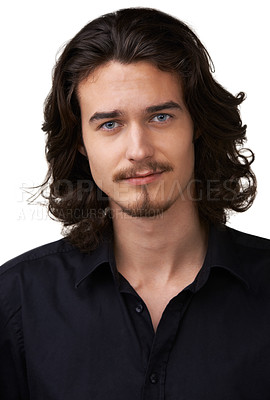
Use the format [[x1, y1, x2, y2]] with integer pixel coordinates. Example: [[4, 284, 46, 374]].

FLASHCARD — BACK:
[[165, 133, 194, 166], [86, 145, 116, 186]]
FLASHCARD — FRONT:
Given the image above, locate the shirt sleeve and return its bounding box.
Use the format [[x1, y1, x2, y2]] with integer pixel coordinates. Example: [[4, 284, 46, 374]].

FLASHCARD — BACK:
[[0, 272, 30, 399]]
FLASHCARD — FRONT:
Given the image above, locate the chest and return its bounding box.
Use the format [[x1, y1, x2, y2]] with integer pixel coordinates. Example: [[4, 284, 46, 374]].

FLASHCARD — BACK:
[[19, 274, 270, 400], [136, 285, 185, 332]]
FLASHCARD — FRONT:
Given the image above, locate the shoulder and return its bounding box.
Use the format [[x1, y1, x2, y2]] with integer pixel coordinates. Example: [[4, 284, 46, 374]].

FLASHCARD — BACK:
[[225, 226, 270, 268], [226, 226, 270, 252], [224, 226, 270, 289], [0, 239, 84, 322], [0, 238, 76, 277]]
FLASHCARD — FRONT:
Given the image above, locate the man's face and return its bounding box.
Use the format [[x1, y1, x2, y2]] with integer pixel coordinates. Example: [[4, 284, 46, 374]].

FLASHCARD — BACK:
[[78, 61, 195, 217]]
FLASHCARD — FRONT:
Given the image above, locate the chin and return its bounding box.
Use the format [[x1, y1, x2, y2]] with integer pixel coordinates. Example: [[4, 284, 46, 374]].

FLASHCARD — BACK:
[[120, 206, 165, 218], [112, 195, 176, 219]]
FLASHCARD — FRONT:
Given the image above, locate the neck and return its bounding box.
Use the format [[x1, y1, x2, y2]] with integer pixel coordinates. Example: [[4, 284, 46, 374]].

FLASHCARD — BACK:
[[111, 198, 208, 290]]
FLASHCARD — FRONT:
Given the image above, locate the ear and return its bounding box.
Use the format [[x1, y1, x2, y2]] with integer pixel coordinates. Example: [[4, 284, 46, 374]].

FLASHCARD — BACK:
[[78, 130, 88, 157], [78, 144, 88, 158], [193, 128, 201, 143]]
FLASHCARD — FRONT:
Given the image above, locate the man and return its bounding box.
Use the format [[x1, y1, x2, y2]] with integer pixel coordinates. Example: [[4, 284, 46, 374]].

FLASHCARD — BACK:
[[0, 7, 269, 400]]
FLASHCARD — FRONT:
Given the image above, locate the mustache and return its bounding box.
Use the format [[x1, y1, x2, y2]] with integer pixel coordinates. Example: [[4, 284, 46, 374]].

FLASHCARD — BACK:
[[112, 161, 174, 182]]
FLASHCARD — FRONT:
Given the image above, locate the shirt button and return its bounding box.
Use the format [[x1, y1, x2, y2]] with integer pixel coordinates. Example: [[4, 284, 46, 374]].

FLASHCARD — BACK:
[[135, 303, 143, 313], [149, 373, 159, 384]]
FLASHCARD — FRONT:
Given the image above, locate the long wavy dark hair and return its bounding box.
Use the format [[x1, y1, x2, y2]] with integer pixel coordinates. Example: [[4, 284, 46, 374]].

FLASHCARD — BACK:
[[40, 7, 256, 252]]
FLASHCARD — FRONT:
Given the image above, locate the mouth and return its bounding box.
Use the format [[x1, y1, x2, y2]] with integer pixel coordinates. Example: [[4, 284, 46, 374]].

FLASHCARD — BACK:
[[123, 170, 165, 185]]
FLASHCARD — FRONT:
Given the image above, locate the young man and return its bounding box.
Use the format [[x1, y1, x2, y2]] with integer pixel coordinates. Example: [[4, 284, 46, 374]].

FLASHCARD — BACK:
[[1, 7, 269, 400]]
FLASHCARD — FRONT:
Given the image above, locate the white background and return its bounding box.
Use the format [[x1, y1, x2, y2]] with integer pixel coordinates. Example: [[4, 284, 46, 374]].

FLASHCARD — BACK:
[[1, 0, 269, 264]]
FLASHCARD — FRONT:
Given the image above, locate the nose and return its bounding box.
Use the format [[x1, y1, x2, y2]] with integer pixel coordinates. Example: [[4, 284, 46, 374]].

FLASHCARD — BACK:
[[125, 123, 154, 162]]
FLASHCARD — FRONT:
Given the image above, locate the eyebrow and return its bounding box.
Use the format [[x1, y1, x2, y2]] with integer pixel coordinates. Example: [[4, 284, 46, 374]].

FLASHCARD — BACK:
[[89, 110, 122, 123], [145, 101, 182, 114], [89, 101, 182, 123]]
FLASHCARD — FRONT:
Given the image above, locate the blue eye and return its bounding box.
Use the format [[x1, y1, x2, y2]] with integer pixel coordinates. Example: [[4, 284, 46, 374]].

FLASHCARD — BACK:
[[152, 113, 171, 122], [101, 121, 120, 130]]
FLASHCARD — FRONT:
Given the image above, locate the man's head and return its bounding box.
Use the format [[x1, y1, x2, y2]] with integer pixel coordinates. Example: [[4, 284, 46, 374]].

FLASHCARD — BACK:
[[77, 61, 195, 219], [41, 7, 256, 251]]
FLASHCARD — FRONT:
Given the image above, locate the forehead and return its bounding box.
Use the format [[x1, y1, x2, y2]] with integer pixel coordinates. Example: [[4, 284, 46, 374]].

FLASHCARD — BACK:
[[77, 61, 184, 111]]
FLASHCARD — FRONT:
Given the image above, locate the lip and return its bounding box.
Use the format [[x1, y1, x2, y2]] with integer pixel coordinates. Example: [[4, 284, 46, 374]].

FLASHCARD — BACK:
[[123, 171, 164, 185], [132, 170, 157, 177]]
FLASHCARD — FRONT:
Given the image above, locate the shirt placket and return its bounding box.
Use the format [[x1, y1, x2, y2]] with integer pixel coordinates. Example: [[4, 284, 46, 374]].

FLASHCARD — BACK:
[[120, 274, 193, 400], [141, 290, 193, 400]]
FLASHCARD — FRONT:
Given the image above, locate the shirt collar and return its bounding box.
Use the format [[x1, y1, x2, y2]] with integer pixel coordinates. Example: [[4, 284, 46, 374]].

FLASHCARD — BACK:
[[74, 223, 250, 290], [74, 228, 116, 288], [195, 224, 250, 290]]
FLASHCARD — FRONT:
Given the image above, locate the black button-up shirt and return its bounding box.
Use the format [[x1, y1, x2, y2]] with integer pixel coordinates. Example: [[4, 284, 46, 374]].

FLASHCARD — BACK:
[[1, 224, 270, 399]]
